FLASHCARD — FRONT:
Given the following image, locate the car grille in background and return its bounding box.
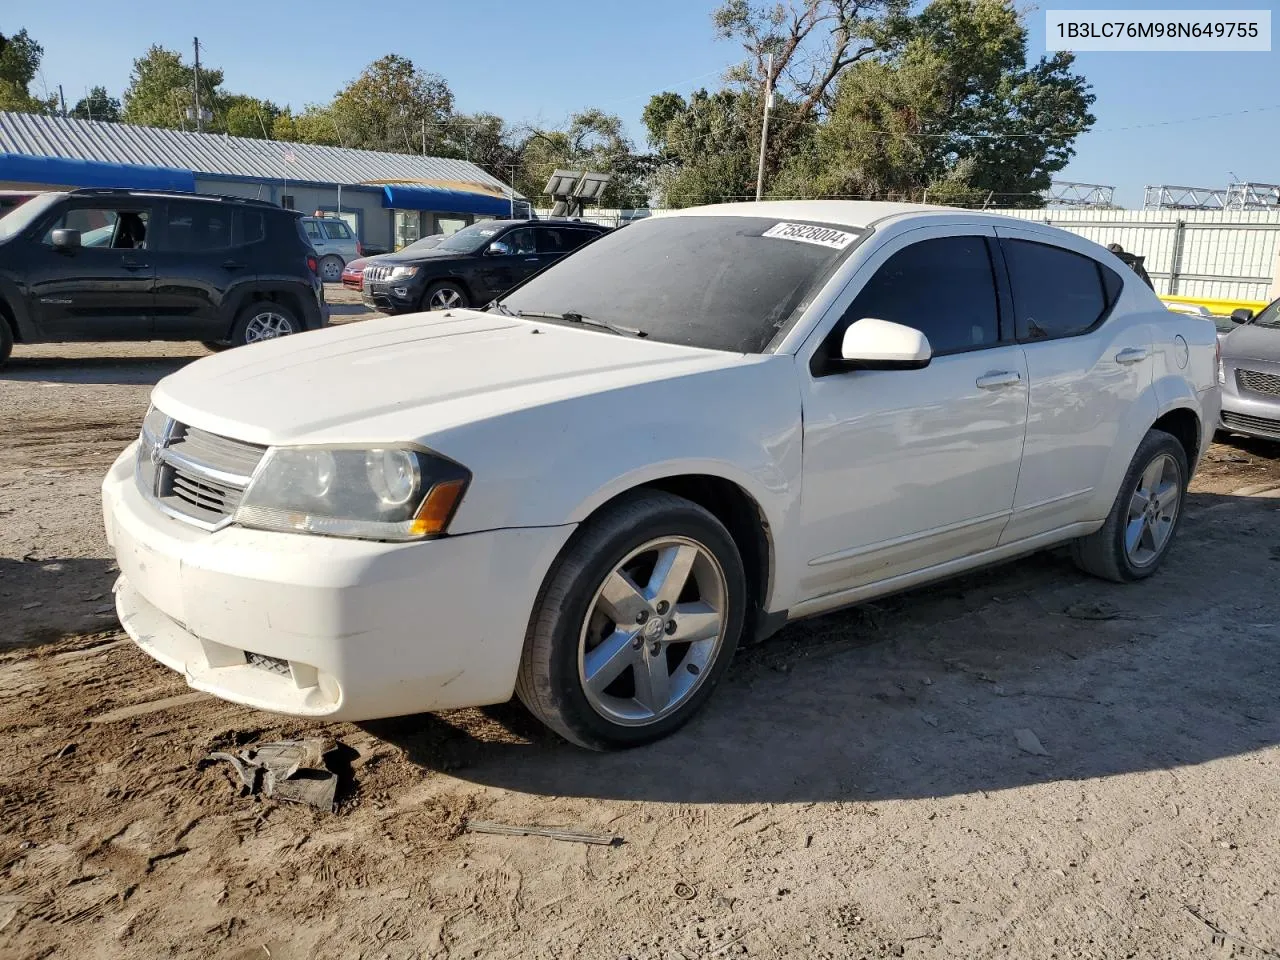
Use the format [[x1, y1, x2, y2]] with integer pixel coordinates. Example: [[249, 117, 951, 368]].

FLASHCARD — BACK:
[[139, 418, 267, 528], [1236, 368, 1280, 399], [365, 264, 395, 282], [1222, 411, 1280, 437]]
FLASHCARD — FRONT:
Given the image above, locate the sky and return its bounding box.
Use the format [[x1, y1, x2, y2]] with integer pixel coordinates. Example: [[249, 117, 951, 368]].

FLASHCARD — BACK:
[[10, 0, 1279, 208]]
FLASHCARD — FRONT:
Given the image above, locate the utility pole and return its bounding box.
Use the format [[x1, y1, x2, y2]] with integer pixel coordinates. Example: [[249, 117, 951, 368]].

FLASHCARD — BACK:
[[192, 37, 204, 133], [422, 119, 427, 156], [58, 85, 67, 117], [755, 53, 773, 202]]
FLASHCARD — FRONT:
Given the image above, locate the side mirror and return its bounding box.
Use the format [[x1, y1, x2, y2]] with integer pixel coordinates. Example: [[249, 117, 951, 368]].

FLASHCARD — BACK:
[[51, 228, 81, 251], [486, 241, 512, 257], [839, 318, 932, 370], [1231, 308, 1254, 325]]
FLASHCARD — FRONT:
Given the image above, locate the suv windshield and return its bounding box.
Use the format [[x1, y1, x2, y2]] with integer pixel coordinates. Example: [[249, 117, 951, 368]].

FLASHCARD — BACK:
[[435, 220, 507, 253], [498, 216, 864, 353], [1251, 299, 1280, 329], [0, 192, 65, 241]]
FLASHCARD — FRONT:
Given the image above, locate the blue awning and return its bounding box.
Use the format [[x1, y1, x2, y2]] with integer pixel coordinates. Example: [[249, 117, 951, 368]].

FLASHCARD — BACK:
[[0, 153, 196, 192], [380, 184, 514, 216]]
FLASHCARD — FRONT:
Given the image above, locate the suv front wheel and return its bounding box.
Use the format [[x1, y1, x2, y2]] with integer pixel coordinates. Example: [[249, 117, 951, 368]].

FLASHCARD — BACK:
[[231, 302, 302, 347]]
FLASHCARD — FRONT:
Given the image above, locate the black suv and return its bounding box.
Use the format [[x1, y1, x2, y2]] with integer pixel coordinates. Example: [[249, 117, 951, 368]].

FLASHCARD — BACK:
[[363, 218, 610, 313], [0, 188, 328, 366]]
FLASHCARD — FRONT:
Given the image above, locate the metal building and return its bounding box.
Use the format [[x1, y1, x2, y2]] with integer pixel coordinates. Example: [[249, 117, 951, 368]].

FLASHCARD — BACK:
[[0, 112, 525, 252]]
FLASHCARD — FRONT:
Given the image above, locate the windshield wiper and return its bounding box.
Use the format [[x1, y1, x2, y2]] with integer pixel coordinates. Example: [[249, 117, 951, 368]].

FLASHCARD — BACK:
[[514, 309, 647, 338], [486, 301, 518, 317]]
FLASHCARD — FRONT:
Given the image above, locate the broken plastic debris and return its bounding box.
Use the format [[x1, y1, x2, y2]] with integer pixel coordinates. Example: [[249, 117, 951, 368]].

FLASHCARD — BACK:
[[1014, 728, 1051, 757], [210, 738, 339, 812]]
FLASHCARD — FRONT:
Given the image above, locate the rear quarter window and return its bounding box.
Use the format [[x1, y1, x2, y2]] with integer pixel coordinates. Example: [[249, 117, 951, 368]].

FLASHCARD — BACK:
[[1002, 238, 1111, 340]]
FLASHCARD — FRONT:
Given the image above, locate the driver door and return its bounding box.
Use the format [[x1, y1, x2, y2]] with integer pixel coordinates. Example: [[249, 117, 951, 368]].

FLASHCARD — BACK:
[[475, 227, 539, 302], [795, 226, 1029, 603]]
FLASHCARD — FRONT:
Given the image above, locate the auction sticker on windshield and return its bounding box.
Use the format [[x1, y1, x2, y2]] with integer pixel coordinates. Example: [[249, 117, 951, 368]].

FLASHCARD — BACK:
[[761, 222, 859, 249]]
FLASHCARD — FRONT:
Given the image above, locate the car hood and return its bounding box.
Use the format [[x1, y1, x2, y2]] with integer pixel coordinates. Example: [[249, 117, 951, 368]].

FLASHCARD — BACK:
[[1221, 324, 1280, 362], [151, 311, 752, 447], [374, 247, 468, 265]]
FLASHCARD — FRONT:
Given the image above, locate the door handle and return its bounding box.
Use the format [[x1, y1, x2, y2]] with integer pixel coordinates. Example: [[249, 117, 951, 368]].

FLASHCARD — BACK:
[[1115, 347, 1149, 365], [523, 257, 539, 262], [222, 259, 246, 270], [120, 258, 147, 271], [976, 370, 1023, 390]]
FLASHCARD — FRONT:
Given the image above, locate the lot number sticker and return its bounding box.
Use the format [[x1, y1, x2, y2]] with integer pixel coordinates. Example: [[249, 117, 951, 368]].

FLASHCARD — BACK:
[[762, 222, 858, 249]]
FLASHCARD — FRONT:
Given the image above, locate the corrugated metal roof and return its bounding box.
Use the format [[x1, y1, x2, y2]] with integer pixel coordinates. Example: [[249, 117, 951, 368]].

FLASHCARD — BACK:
[[0, 111, 511, 192]]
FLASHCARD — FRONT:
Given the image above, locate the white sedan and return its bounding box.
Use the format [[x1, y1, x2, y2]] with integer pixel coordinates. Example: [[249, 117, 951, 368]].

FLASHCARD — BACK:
[[102, 201, 1220, 750]]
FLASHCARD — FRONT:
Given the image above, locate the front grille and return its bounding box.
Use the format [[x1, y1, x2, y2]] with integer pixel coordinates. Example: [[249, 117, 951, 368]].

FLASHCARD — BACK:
[[137, 415, 267, 529], [1222, 410, 1280, 437], [1237, 368, 1280, 399], [246, 652, 291, 676], [365, 264, 394, 282]]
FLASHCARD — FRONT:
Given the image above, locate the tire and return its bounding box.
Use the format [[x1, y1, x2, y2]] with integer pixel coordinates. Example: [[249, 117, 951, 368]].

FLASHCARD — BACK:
[[1071, 428, 1189, 583], [422, 281, 468, 312], [319, 255, 344, 283], [201, 341, 231, 352], [516, 490, 747, 751], [229, 301, 302, 347], [0, 316, 12, 368]]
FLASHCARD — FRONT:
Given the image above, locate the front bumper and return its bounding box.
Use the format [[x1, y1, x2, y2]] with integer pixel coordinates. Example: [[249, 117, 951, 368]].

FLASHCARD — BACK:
[[102, 446, 574, 721], [1220, 359, 1280, 441], [362, 280, 421, 313]]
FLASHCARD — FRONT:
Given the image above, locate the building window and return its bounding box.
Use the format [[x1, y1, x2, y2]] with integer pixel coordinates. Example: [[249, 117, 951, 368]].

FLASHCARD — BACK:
[[280, 194, 295, 210]]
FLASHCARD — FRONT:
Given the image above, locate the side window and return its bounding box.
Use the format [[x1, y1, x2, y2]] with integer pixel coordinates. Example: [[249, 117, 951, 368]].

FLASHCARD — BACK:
[[535, 227, 567, 255], [321, 220, 352, 240], [302, 219, 323, 241], [1002, 239, 1108, 340], [558, 228, 598, 253], [163, 204, 232, 253], [503, 228, 537, 255], [835, 235, 1000, 356], [43, 207, 150, 249], [235, 211, 266, 246]]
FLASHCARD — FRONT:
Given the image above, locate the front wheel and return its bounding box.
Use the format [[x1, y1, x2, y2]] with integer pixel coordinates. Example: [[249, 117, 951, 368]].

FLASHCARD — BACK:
[[230, 302, 301, 347], [423, 281, 468, 312], [1072, 428, 1189, 582], [516, 491, 747, 751]]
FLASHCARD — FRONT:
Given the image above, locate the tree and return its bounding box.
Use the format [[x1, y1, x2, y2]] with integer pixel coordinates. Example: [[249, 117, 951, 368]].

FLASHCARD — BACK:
[[122, 45, 225, 129], [326, 54, 454, 154], [71, 86, 122, 122], [221, 94, 282, 139], [0, 28, 57, 114]]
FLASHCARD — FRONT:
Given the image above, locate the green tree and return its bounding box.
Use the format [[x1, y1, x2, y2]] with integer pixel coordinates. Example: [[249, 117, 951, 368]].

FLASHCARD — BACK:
[[122, 45, 225, 129], [512, 110, 653, 209], [0, 28, 57, 113], [221, 94, 282, 139], [71, 85, 122, 122], [326, 54, 454, 153], [272, 105, 343, 146]]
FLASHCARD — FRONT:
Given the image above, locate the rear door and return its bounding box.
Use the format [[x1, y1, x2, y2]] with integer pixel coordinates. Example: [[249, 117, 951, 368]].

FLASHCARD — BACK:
[[474, 227, 539, 301], [150, 201, 264, 340], [27, 200, 155, 340], [993, 228, 1154, 542]]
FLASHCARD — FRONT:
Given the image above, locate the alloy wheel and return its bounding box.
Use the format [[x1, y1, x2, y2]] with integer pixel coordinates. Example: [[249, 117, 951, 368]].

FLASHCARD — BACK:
[[243, 312, 296, 343], [1124, 453, 1181, 567], [428, 287, 463, 310], [578, 536, 729, 726]]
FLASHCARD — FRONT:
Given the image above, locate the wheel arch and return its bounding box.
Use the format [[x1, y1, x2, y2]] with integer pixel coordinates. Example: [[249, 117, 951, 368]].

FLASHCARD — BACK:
[[1151, 405, 1201, 477], [0, 295, 19, 345], [422, 275, 474, 307]]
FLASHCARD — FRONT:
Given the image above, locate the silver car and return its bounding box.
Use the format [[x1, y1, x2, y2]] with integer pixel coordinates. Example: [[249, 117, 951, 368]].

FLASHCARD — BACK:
[[300, 216, 361, 282], [1219, 298, 1280, 441]]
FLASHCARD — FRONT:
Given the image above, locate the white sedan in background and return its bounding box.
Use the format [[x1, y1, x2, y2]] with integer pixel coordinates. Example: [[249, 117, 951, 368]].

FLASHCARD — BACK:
[[103, 201, 1219, 750]]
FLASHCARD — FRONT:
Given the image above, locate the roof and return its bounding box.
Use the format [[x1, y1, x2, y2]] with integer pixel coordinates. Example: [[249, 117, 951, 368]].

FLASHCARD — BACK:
[[655, 200, 951, 230], [0, 111, 511, 193]]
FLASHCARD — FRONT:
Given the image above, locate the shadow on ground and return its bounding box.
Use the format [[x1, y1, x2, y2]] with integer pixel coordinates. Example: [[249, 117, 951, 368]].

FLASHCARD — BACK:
[[1, 354, 199, 386], [0, 557, 122, 648], [366, 493, 1280, 804]]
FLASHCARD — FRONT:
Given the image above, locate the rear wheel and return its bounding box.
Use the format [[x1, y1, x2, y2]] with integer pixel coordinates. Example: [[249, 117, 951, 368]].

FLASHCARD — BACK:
[[423, 281, 468, 312], [230, 302, 301, 347], [0, 315, 12, 368], [318, 255, 344, 283], [1072, 428, 1188, 582], [516, 491, 747, 751]]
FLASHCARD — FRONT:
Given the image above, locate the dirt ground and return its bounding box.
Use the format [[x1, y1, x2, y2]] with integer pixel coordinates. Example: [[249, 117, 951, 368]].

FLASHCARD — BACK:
[[3, 290, 1280, 959]]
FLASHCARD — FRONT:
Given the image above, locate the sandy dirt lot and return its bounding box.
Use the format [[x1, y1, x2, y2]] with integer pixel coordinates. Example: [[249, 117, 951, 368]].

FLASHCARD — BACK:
[[2, 292, 1280, 959]]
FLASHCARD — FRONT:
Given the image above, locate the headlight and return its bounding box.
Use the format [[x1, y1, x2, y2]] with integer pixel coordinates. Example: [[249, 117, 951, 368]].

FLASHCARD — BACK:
[[135, 404, 171, 493], [388, 265, 419, 279], [234, 446, 469, 541]]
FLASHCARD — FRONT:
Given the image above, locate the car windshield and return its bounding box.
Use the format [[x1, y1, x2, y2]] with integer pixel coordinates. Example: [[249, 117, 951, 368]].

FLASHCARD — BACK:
[[0, 191, 64, 241], [400, 235, 443, 253], [1252, 299, 1280, 329], [435, 221, 507, 253], [498, 216, 864, 353]]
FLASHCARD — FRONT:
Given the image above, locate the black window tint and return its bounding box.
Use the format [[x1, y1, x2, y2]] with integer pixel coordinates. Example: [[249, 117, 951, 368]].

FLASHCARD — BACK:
[[235, 211, 266, 245], [559, 229, 597, 252], [164, 204, 231, 253], [535, 227, 567, 255], [504, 228, 537, 255], [1101, 264, 1123, 305], [1003, 239, 1107, 340], [838, 236, 1000, 355], [500, 216, 858, 354]]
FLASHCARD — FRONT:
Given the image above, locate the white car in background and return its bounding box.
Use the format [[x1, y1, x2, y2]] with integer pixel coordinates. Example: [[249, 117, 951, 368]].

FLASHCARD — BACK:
[[102, 201, 1219, 750], [300, 215, 361, 282]]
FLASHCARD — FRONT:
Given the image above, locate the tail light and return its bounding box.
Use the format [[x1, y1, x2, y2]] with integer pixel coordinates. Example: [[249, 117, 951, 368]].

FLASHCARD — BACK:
[[1216, 337, 1225, 384], [306, 255, 319, 276], [356, 241, 363, 256]]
